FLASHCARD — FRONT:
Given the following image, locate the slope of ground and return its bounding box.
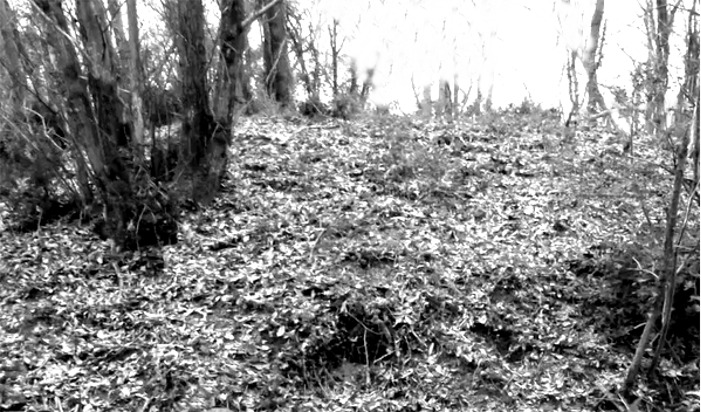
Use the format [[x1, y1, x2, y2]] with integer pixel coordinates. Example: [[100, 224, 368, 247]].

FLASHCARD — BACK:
[[0, 113, 698, 412]]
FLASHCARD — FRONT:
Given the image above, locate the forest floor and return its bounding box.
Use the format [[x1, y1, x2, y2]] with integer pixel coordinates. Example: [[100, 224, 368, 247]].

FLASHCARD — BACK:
[[0, 112, 698, 412]]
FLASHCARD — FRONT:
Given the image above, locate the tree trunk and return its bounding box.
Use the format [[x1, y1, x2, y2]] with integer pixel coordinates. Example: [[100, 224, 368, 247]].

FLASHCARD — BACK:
[[329, 19, 340, 97], [649, 4, 699, 374], [437, 78, 448, 117], [76, 0, 131, 148], [360, 67, 374, 103], [453, 73, 460, 115], [644, 0, 672, 134], [349, 58, 359, 96], [174, 0, 227, 203], [217, 0, 250, 124], [261, 0, 292, 106], [107, 0, 129, 66], [623, 1, 696, 393], [126, 0, 145, 158], [582, 0, 607, 114], [0, 0, 25, 107], [35, 0, 133, 246], [287, 11, 313, 98], [421, 84, 432, 117], [566, 50, 580, 127]]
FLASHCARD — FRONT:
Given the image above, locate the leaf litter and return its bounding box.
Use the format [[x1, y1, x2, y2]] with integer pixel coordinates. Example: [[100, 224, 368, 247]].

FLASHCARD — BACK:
[[0, 114, 697, 411]]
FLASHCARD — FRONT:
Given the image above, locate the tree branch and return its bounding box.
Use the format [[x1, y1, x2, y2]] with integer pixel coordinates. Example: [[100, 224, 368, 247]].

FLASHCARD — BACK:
[[242, 0, 281, 30]]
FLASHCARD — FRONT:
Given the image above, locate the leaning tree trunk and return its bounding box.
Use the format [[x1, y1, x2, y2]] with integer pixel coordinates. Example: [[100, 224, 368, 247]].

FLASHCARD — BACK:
[[107, 0, 129, 65], [261, 0, 292, 106], [623, 1, 697, 395]]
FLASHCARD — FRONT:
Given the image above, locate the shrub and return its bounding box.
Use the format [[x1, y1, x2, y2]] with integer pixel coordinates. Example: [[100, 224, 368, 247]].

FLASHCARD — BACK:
[[0, 118, 78, 231], [331, 94, 362, 119], [298, 96, 329, 117]]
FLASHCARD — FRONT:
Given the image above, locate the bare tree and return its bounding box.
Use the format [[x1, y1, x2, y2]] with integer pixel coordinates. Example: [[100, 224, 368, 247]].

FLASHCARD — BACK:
[[173, 0, 228, 203], [643, 0, 682, 134], [33, 0, 134, 245], [76, 0, 130, 147], [286, 6, 320, 102], [216, 0, 251, 123], [623, 1, 699, 395], [261, 0, 292, 106], [216, 0, 281, 124], [581, 0, 607, 114]]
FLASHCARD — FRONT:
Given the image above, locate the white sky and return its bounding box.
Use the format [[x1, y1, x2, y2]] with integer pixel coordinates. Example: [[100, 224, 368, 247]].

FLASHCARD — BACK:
[[312, 0, 692, 111]]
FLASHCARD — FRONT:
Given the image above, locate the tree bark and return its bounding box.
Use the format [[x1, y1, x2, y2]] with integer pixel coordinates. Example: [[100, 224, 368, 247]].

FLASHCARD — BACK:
[[582, 0, 607, 114], [174, 0, 227, 203], [217, 0, 251, 124], [261, 0, 292, 106], [624, 1, 696, 393], [287, 9, 313, 98], [644, 0, 672, 134], [649, 3, 699, 374], [107, 0, 129, 66], [0, 0, 25, 107], [126, 0, 145, 157], [34, 0, 133, 246], [329, 18, 340, 97], [76, 0, 131, 148]]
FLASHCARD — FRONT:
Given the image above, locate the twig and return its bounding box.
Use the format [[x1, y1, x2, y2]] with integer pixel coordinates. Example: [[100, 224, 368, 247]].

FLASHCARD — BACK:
[[308, 227, 329, 263], [363, 328, 371, 385]]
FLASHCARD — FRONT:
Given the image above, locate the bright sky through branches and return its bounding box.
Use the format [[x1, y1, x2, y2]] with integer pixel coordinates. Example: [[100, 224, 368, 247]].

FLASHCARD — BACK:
[[316, 0, 689, 112]]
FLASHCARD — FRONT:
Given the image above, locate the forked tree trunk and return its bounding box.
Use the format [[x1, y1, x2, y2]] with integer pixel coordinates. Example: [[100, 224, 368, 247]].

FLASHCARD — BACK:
[[34, 0, 133, 246], [582, 0, 607, 114]]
